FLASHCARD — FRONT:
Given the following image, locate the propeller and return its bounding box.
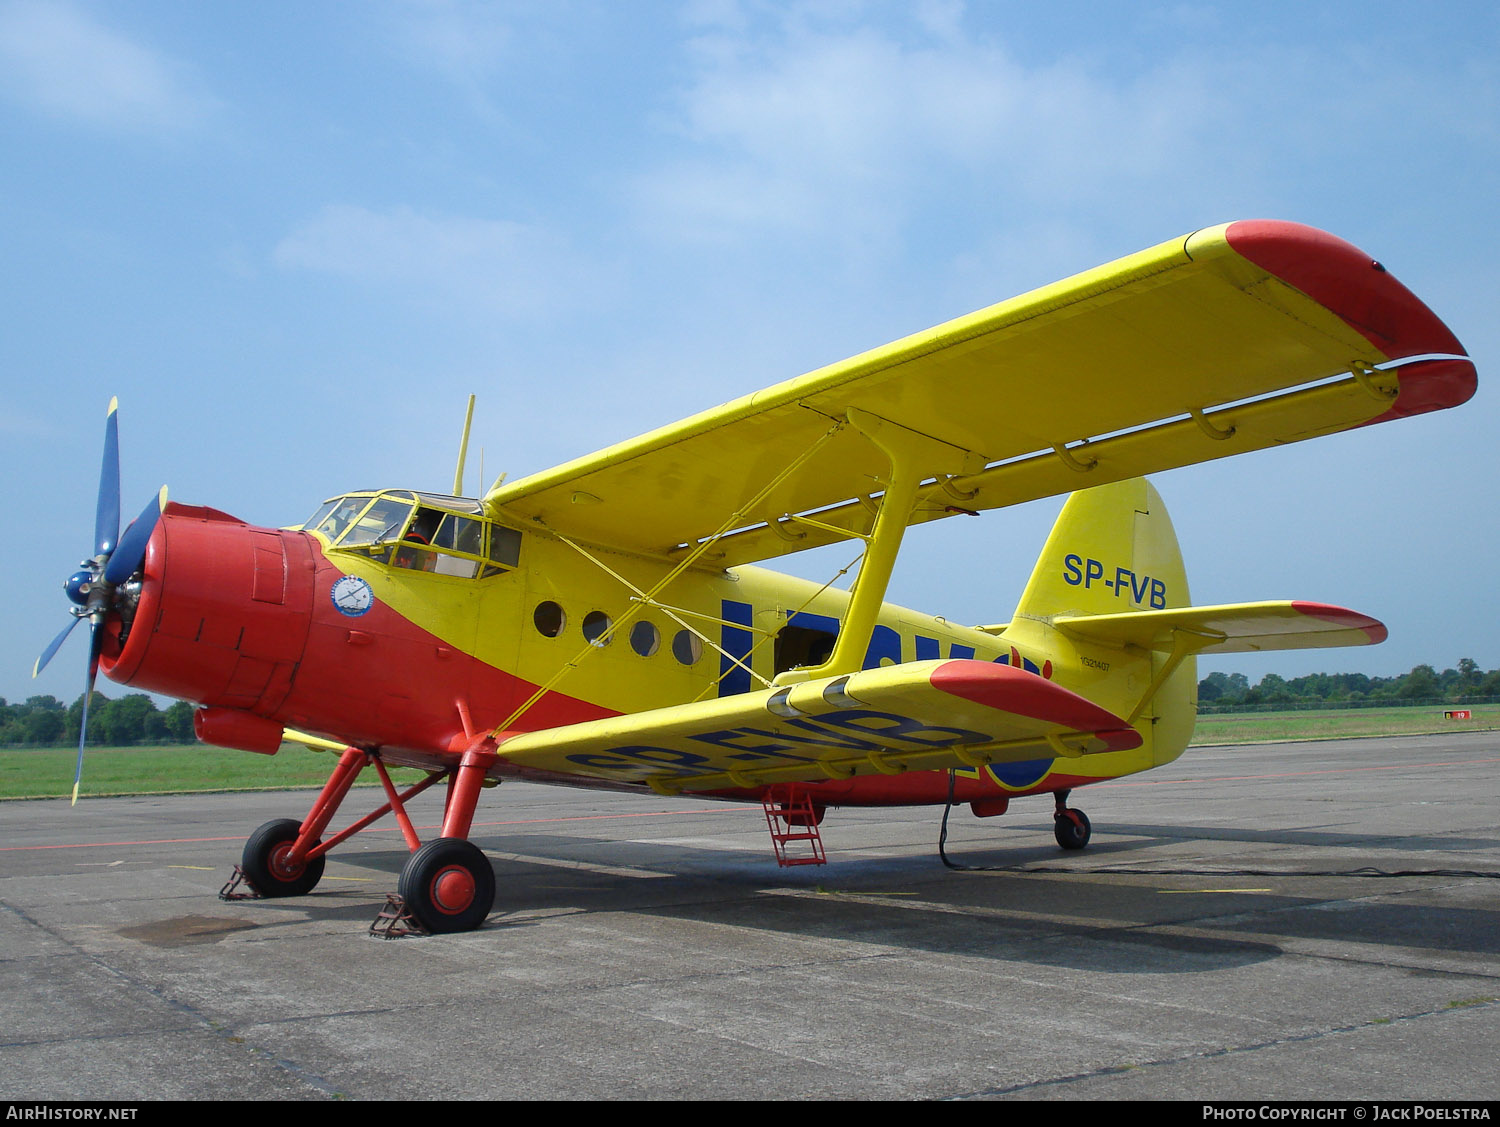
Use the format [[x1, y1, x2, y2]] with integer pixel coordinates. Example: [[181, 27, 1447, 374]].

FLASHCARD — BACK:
[[34, 398, 167, 805]]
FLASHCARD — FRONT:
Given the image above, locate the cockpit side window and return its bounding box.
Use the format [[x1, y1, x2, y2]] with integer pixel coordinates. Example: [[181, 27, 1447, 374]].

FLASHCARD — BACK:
[[487, 526, 521, 569], [307, 492, 521, 580], [435, 514, 483, 555]]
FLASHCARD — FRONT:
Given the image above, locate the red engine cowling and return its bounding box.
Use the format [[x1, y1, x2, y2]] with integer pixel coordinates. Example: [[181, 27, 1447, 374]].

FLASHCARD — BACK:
[[102, 504, 316, 716]]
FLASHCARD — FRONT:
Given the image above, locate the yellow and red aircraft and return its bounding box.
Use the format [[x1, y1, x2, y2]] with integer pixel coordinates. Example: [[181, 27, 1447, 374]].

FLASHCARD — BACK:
[[38, 220, 1475, 932]]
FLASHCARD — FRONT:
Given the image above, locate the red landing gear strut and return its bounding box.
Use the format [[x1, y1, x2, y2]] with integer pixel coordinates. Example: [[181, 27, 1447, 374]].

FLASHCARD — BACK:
[[226, 741, 499, 934]]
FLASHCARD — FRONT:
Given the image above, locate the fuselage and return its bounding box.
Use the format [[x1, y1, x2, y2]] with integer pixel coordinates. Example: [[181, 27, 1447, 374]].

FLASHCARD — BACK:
[[99, 488, 1187, 810]]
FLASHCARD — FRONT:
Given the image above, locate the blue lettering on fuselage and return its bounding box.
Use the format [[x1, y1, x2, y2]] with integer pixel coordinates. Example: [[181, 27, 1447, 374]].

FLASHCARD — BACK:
[[1061, 554, 1167, 609]]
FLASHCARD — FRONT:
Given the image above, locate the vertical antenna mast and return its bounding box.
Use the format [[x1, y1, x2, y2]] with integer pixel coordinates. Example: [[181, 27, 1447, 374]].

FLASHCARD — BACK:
[[452, 394, 476, 496]]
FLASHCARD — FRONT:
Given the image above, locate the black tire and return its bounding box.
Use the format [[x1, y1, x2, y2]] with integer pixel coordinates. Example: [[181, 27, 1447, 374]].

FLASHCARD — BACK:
[[398, 838, 495, 934], [1053, 808, 1092, 851], [242, 818, 325, 897]]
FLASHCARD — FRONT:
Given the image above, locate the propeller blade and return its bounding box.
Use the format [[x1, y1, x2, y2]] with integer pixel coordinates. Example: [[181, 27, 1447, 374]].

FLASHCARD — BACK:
[[104, 485, 167, 585], [71, 623, 103, 807], [34, 616, 82, 678], [95, 397, 121, 557]]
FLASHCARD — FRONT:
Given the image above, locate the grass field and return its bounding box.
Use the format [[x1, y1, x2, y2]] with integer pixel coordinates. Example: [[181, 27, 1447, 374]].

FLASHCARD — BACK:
[[1190, 705, 1500, 745], [2, 706, 1496, 800], [0, 743, 427, 801]]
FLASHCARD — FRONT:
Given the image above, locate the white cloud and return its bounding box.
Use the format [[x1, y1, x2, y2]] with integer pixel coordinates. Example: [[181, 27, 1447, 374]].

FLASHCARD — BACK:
[[635, 9, 1226, 249], [635, 5, 1500, 261], [0, 0, 213, 133], [273, 204, 595, 319]]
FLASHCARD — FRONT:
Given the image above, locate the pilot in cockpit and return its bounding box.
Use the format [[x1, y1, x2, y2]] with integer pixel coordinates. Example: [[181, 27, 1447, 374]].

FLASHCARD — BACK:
[[393, 508, 441, 571]]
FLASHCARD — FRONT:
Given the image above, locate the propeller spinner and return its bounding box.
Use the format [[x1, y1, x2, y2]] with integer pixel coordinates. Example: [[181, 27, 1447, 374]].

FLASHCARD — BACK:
[[34, 398, 166, 805]]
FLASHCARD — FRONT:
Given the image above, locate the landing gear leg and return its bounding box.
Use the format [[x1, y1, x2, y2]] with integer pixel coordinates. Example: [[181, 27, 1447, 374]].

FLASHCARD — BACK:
[[1052, 789, 1092, 851], [396, 741, 498, 933], [399, 839, 495, 933], [239, 745, 369, 896]]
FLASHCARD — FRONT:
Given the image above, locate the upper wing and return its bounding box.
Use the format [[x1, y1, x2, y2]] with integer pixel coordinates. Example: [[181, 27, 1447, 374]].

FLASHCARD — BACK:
[[485, 221, 1473, 567], [493, 659, 1140, 795], [1054, 601, 1387, 655]]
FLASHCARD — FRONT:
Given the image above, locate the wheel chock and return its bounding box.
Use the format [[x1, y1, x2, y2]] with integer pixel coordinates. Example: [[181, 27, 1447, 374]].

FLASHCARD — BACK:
[[218, 865, 264, 901], [369, 894, 429, 939]]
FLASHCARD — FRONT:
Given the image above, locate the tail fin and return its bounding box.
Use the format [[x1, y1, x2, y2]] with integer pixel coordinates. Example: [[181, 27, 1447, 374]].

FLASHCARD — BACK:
[[1004, 478, 1196, 766], [1002, 477, 1387, 772], [1014, 478, 1190, 623]]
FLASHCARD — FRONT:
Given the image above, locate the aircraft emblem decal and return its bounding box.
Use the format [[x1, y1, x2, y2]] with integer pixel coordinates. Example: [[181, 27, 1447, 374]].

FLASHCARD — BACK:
[[330, 575, 375, 617]]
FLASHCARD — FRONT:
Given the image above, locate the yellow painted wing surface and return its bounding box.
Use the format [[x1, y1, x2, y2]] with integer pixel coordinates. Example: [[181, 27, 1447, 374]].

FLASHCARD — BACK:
[[1055, 601, 1387, 655], [494, 659, 1141, 794], [486, 221, 1473, 566]]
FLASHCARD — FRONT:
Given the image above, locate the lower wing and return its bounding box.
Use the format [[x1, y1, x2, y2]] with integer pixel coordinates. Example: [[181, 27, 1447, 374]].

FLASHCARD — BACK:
[[493, 659, 1140, 795]]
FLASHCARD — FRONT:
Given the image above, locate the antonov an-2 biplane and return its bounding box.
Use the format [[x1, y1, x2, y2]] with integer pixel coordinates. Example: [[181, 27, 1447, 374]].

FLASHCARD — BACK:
[[38, 220, 1475, 932]]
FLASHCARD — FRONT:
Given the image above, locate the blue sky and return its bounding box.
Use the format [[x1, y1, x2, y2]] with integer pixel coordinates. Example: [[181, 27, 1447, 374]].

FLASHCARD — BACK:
[[4, 0, 1497, 706]]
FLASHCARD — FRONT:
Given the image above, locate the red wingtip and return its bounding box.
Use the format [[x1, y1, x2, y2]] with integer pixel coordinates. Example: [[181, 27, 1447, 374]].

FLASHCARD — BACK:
[[929, 660, 1143, 753], [1290, 601, 1389, 645], [1224, 220, 1476, 419]]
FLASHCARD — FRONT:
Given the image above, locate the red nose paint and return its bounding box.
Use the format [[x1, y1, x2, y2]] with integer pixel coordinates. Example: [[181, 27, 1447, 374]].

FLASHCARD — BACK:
[[104, 504, 315, 711]]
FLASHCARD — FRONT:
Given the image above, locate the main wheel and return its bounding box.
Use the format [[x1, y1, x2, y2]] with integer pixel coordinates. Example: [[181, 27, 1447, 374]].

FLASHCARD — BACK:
[[1053, 808, 1092, 851], [398, 838, 495, 934], [242, 818, 325, 896]]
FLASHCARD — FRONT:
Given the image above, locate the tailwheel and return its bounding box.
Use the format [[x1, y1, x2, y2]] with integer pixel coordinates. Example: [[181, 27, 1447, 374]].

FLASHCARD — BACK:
[[1053, 807, 1092, 851], [242, 818, 325, 897], [398, 838, 495, 934]]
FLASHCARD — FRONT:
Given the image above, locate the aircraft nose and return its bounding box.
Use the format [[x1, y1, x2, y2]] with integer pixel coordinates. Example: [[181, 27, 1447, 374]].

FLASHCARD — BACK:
[[101, 504, 316, 712]]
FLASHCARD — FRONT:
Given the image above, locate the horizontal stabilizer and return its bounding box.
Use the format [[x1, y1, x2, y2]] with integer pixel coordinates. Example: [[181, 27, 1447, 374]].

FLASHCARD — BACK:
[[495, 659, 1141, 794], [1054, 601, 1386, 654]]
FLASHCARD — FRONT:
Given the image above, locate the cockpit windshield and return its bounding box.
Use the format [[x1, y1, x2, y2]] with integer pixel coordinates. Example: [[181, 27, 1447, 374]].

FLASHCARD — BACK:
[[301, 491, 520, 579]]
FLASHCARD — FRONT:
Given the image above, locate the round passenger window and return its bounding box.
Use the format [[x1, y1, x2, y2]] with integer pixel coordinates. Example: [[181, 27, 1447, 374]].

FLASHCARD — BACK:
[[582, 611, 612, 647], [671, 629, 703, 666], [533, 601, 566, 638], [629, 620, 660, 658]]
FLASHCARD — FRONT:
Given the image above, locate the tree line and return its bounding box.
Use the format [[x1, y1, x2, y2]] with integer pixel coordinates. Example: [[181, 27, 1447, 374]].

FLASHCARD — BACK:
[[1198, 658, 1499, 709], [1, 693, 196, 748], [4, 659, 1497, 747]]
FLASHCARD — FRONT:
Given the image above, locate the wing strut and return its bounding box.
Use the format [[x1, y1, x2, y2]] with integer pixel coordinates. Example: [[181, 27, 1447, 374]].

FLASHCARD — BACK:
[[773, 406, 978, 685], [487, 420, 847, 733]]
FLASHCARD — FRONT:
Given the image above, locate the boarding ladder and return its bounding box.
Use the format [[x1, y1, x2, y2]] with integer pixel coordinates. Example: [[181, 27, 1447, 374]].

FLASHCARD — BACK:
[[762, 789, 827, 867]]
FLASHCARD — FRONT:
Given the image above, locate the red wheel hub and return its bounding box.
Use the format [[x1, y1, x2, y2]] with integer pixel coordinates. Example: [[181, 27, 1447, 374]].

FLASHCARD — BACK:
[[269, 842, 304, 881], [430, 865, 475, 914]]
